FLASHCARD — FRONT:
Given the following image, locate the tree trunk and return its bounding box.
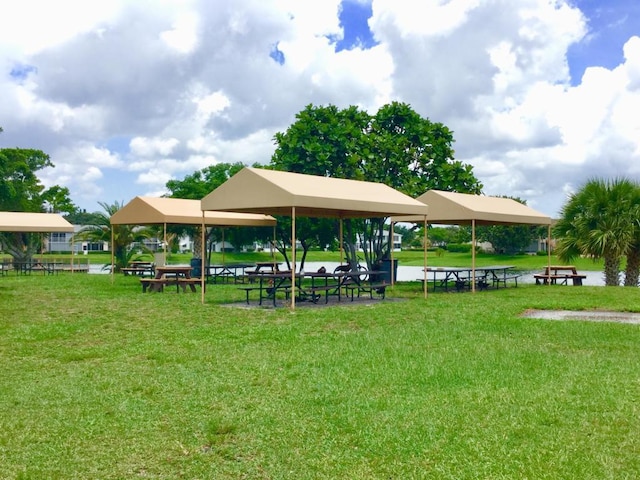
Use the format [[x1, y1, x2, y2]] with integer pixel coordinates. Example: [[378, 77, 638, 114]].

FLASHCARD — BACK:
[[342, 220, 360, 270], [3, 232, 40, 263], [192, 226, 203, 259], [603, 254, 621, 286], [624, 245, 640, 287]]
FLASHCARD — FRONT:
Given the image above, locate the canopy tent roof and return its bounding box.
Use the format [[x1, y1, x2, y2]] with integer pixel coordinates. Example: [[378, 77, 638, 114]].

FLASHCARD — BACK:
[[200, 167, 430, 307], [0, 211, 74, 232], [110, 196, 277, 226], [200, 167, 430, 218], [391, 190, 552, 226]]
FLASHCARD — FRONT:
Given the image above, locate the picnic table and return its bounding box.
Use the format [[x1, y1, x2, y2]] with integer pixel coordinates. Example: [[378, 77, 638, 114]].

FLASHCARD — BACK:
[[239, 267, 388, 307], [12, 260, 62, 275], [240, 271, 298, 307], [242, 261, 284, 283], [534, 266, 586, 286], [247, 261, 282, 274], [206, 263, 254, 284], [140, 265, 201, 293], [122, 261, 155, 277], [422, 265, 519, 292]]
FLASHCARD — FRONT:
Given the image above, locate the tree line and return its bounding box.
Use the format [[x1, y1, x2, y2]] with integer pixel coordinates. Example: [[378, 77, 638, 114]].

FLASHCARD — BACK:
[[2, 107, 640, 286]]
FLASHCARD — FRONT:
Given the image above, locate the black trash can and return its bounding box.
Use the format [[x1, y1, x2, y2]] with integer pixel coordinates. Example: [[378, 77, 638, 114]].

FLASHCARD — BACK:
[[378, 259, 398, 283], [190, 257, 202, 278]]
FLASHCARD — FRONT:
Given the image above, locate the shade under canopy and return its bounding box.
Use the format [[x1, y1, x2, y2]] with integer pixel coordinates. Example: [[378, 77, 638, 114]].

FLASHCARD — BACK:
[[200, 167, 430, 218], [110, 196, 277, 226], [391, 190, 552, 226], [0, 211, 74, 232], [392, 189, 552, 294], [200, 167, 430, 307]]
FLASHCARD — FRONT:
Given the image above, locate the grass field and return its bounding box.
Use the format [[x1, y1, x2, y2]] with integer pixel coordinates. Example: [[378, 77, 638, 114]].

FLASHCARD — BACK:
[[1, 271, 638, 479]]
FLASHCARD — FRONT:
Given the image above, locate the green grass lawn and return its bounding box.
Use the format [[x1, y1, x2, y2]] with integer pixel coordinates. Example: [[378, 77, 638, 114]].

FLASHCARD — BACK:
[[1, 273, 638, 478]]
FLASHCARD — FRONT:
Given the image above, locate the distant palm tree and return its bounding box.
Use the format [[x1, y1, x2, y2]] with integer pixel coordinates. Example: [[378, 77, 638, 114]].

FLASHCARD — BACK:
[[622, 186, 640, 286], [554, 178, 640, 286], [75, 201, 154, 272], [625, 238, 640, 287]]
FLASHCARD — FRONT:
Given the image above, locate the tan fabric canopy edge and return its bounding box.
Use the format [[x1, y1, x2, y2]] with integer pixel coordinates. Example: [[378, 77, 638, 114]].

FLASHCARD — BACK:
[[391, 190, 552, 226], [110, 196, 277, 226], [0, 211, 74, 232], [200, 167, 430, 307], [200, 167, 430, 218], [390, 189, 552, 295]]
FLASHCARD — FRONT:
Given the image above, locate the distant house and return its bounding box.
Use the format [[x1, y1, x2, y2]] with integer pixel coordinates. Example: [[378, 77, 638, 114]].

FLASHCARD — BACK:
[[45, 225, 108, 254], [356, 231, 402, 252]]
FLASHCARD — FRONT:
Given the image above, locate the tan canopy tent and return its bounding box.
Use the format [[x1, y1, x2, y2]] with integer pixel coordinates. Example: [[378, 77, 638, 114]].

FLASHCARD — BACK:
[[392, 190, 553, 226], [392, 190, 553, 292], [0, 211, 74, 232], [109, 196, 277, 278], [110, 196, 277, 228], [0, 212, 76, 271], [200, 167, 430, 307]]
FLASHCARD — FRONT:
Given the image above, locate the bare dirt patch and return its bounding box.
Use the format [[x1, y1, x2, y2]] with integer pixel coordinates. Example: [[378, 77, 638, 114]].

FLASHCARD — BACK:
[[220, 295, 405, 310], [521, 309, 640, 325]]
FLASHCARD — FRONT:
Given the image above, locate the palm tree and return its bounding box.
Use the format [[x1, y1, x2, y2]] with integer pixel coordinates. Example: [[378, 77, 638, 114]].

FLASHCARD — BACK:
[[625, 238, 640, 287], [622, 185, 640, 286], [75, 201, 154, 272], [554, 178, 639, 287]]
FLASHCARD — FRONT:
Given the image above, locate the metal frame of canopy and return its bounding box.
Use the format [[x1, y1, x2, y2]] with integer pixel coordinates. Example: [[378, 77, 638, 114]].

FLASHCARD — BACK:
[[109, 196, 277, 285], [391, 190, 553, 292], [200, 167, 430, 308], [0, 211, 78, 271]]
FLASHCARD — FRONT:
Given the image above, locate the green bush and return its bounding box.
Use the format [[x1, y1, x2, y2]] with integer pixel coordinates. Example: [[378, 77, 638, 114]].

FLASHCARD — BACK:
[[446, 243, 472, 253]]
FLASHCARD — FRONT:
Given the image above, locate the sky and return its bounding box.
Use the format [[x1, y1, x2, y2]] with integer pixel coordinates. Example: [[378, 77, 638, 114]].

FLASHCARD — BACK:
[[1, 0, 640, 218]]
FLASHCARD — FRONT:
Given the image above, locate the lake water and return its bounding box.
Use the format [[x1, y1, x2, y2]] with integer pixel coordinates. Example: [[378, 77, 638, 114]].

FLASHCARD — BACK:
[[89, 262, 609, 286], [298, 262, 608, 286]]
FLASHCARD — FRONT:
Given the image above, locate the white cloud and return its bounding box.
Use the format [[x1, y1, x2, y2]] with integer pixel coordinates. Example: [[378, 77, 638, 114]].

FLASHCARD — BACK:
[[0, 0, 124, 55], [193, 90, 232, 120], [372, 0, 483, 37], [1, 0, 640, 218], [160, 11, 200, 54], [130, 137, 180, 157], [136, 170, 173, 187]]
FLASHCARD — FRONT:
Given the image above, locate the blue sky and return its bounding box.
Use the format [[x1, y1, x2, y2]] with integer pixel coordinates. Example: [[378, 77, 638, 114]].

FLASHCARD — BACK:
[[567, 0, 640, 83], [336, 1, 377, 51], [1, 0, 639, 218]]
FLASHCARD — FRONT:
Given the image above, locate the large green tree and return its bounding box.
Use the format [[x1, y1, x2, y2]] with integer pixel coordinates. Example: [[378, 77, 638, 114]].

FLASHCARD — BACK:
[[269, 105, 370, 270], [166, 162, 246, 200], [427, 225, 471, 248], [1, 148, 54, 211], [476, 197, 538, 254], [0, 144, 76, 261], [64, 210, 105, 226], [554, 178, 640, 286], [165, 162, 272, 260], [270, 102, 482, 269]]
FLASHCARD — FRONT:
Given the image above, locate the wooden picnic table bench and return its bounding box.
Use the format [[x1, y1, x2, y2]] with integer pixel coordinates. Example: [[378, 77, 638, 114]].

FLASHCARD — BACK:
[[239, 268, 390, 306], [123, 261, 155, 277], [534, 265, 586, 286], [240, 271, 295, 306], [140, 265, 201, 293], [140, 278, 168, 293], [344, 280, 389, 300], [13, 261, 61, 275]]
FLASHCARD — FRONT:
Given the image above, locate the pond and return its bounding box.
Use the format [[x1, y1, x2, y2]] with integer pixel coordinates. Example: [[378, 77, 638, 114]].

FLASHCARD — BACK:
[[89, 262, 610, 287]]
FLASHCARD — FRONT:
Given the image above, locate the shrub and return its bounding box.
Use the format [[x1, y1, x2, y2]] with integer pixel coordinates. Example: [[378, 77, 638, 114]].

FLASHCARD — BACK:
[[446, 243, 472, 253]]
